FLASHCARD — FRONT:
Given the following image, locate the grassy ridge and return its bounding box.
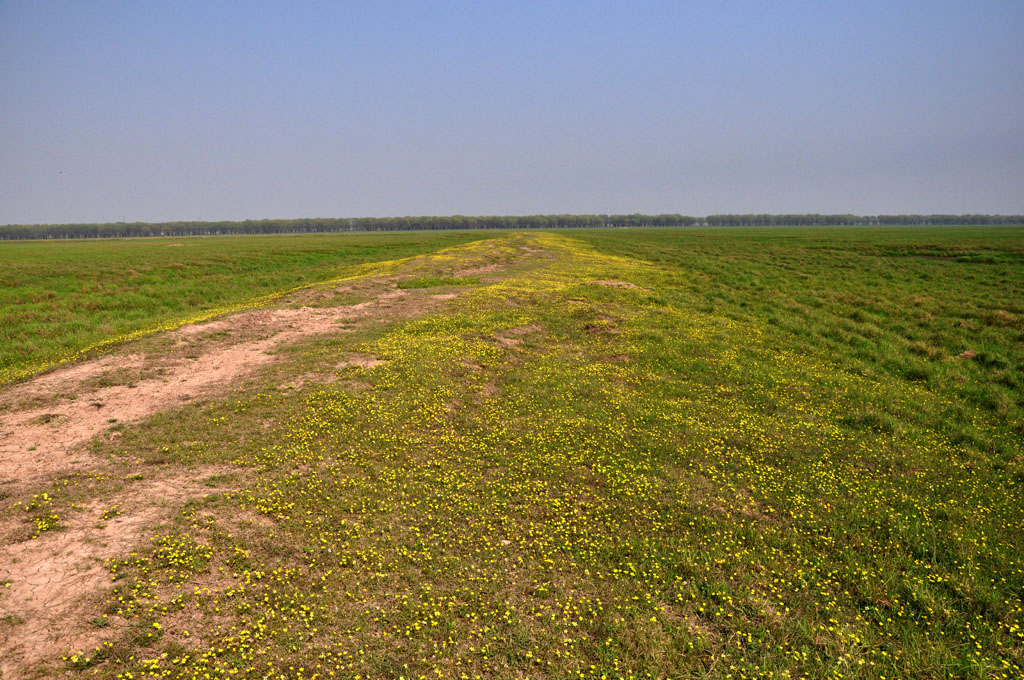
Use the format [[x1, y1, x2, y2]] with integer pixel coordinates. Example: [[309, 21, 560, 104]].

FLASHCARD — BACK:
[[39, 229, 1022, 679], [0, 231, 493, 384]]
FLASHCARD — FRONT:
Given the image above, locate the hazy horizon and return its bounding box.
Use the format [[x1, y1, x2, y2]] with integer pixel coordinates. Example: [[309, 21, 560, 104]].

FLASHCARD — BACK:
[[3, 1, 1023, 224]]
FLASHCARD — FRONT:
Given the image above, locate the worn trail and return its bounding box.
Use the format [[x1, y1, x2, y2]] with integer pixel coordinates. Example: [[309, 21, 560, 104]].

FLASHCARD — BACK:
[[0, 291, 407, 492], [0, 236, 534, 678]]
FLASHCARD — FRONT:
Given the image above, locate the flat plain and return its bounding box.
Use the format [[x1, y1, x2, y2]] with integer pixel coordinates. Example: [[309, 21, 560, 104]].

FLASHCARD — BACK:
[[0, 227, 1022, 679]]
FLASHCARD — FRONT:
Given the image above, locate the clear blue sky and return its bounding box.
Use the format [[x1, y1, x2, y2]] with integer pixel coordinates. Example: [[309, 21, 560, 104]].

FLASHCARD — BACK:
[[2, 1, 1022, 224]]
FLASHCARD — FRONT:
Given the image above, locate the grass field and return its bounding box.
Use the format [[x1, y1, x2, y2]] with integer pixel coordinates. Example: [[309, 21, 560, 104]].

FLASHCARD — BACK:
[[0, 231, 492, 385], [1, 227, 1022, 679]]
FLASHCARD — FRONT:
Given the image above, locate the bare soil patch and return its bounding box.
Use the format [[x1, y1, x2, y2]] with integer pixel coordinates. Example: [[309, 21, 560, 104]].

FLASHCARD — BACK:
[[454, 263, 502, 276], [504, 323, 542, 336], [493, 323, 542, 349], [583, 319, 621, 335], [338, 354, 386, 369], [589, 280, 644, 290], [0, 354, 146, 413], [0, 468, 234, 678]]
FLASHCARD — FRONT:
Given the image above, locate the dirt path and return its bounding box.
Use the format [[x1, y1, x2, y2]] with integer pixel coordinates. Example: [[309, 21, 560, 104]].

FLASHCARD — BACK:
[[0, 235, 538, 678], [0, 290, 413, 494], [0, 284, 413, 678]]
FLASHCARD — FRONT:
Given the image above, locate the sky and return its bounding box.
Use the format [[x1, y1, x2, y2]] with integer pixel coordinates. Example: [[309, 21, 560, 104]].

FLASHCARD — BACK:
[[1, 1, 1023, 224]]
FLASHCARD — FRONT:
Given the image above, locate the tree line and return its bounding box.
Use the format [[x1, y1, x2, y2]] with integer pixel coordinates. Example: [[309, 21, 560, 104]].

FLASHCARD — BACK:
[[1, 213, 1021, 240], [702, 214, 1024, 227]]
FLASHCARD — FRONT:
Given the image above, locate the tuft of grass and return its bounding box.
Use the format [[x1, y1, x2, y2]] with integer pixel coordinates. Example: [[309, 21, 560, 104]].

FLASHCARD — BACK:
[[99, 504, 122, 520], [397, 275, 479, 289]]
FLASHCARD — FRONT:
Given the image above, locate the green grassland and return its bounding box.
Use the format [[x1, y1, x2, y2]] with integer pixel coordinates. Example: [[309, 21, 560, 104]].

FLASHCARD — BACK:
[[6, 227, 1024, 679], [0, 231, 492, 385]]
